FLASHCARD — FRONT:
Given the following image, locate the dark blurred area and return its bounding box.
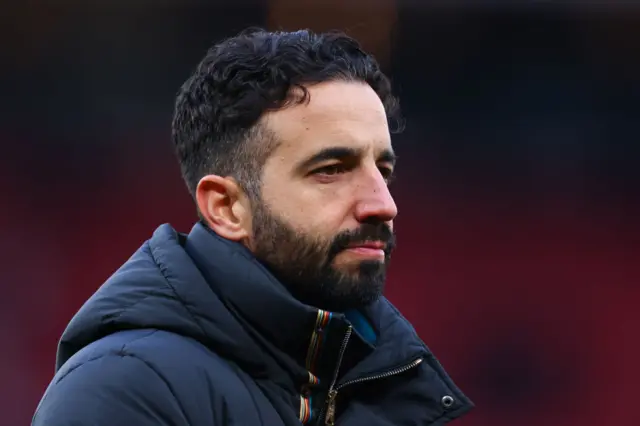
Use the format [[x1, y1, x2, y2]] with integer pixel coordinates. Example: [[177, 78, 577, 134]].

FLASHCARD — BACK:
[[1, 1, 638, 425]]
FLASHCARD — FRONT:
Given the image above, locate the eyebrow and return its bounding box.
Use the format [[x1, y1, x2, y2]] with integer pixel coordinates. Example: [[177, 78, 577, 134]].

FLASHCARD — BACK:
[[295, 146, 397, 173]]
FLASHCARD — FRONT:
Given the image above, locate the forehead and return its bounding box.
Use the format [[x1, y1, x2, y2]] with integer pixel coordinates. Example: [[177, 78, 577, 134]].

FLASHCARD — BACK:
[[261, 80, 392, 162]]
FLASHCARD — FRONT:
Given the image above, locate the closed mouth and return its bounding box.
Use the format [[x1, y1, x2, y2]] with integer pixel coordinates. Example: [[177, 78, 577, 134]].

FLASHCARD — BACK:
[[346, 240, 386, 250]]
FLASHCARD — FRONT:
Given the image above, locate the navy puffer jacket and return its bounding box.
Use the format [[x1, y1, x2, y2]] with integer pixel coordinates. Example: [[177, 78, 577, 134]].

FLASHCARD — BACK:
[[33, 223, 473, 425]]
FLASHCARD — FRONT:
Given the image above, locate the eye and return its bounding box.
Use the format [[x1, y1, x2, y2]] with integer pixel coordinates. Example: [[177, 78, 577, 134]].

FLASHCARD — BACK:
[[312, 164, 348, 176], [379, 166, 396, 184]]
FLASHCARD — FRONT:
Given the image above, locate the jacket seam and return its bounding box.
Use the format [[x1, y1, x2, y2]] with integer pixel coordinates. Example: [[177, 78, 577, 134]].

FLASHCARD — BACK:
[[34, 353, 120, 421], [147, 241, 210, 339], [54, 353, 112, 385], [219, 360, 266, 426], [382, 298, 474, 419], [118, 349, 191, 424], [52, 349, 189, 423], [105, 293, 154, 322]]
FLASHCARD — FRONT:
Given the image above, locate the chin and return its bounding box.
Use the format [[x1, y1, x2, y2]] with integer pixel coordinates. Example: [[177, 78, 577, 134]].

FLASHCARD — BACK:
[[335, 256, 384, 267], [333, 261, 370, 275], [334, 262, 385, 279]]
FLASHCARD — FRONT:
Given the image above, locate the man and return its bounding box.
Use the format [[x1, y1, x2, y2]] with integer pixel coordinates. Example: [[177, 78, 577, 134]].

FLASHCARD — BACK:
[[33, 29, 473, 425]]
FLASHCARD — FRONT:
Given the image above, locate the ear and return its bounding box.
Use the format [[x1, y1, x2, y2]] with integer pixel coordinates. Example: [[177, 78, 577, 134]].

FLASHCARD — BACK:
[[196, 175, 251, 242]]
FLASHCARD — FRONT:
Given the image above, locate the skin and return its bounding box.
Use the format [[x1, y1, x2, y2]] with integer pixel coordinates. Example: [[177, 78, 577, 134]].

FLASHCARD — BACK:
[[196, 80, 398, 311]]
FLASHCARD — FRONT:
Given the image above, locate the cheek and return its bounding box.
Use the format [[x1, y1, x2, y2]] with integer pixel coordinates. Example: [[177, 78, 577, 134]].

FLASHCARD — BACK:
[[271, 186, 348, 223], [298, 192, 351, 233], [261, 169, 355, 232]]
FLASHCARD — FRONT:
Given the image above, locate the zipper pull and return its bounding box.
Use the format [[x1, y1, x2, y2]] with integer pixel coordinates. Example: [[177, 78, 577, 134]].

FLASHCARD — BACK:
[[324, 389, 338, 425]]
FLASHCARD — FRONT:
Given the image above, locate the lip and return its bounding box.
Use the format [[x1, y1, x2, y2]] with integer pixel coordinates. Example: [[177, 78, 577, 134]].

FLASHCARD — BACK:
[[347, 241, 386, 250], [343, 241, 386, 259]]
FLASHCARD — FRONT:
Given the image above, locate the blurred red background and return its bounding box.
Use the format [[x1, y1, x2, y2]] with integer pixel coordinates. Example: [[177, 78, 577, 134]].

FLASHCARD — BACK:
[[1, 1, 638, 425]]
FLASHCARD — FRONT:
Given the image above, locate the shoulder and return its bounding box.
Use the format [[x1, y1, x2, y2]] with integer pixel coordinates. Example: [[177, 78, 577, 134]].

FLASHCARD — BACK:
[[66, 329, 253, 394], [38, 329, 263, 426], [34, 334, 190, 426]]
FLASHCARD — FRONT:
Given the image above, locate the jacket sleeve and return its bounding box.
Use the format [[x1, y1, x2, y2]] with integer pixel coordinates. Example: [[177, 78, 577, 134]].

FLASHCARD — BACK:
[[33, 354, 191, 426]]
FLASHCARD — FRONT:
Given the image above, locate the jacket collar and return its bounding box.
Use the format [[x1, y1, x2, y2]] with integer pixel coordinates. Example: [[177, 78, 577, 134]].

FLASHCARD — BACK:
[[184, 223, 428, 377], [184, 222, 332, 374], [183, 222, 473, 420]]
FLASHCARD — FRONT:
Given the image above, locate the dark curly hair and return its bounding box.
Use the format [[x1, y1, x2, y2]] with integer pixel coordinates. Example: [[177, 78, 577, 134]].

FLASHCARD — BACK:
[[172, 28, 403, 204]]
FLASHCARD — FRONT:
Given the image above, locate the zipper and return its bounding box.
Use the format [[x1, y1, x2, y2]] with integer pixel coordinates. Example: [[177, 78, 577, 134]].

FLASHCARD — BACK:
[[319, 355, 424, 425], [318, 325, 352, 425]]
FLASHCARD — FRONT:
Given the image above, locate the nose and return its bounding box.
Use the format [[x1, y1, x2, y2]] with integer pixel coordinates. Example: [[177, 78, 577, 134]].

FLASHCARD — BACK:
[[353, 169, 398, 224]]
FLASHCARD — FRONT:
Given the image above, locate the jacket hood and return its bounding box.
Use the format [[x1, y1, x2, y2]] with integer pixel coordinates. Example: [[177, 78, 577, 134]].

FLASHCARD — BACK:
[[57, 224, 270, 372]]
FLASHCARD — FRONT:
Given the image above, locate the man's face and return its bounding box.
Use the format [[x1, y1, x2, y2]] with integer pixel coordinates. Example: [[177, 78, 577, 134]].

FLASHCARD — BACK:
[[248, 80, 398, 312]]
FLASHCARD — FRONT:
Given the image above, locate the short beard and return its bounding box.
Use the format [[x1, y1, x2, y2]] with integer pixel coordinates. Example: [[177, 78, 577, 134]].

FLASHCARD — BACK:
[[249, 198, 395, 312]]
